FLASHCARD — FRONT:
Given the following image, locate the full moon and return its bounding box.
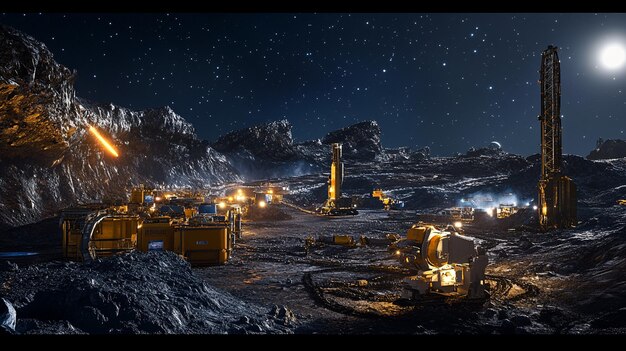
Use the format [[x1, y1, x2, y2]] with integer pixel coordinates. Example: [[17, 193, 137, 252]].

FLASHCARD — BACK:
[[600, 43, 626, 70]]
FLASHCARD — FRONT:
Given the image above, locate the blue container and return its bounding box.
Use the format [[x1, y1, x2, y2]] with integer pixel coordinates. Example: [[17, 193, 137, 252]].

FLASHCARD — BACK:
[[199, 204, 217, 214]]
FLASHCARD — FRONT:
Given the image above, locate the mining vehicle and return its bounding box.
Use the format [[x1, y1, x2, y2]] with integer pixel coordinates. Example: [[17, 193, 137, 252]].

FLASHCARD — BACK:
[[393, 223, 488, 299]]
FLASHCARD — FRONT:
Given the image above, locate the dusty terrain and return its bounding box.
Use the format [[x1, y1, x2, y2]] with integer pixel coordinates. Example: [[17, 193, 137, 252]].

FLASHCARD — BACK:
[[4, 200, 625, 334], [199, 204, 626, 334]]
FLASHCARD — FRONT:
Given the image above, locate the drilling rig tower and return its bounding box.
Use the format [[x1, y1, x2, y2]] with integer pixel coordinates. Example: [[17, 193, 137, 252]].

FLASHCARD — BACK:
[[537, 45, 577, 230]]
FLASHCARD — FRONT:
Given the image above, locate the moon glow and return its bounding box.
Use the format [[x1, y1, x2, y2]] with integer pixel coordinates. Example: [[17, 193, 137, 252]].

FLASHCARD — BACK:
[[599, 43, 626, 70]]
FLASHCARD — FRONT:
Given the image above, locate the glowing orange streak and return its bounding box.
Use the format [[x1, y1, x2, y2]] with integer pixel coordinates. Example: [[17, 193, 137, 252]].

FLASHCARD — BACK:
[[88, 126, 119, 157]]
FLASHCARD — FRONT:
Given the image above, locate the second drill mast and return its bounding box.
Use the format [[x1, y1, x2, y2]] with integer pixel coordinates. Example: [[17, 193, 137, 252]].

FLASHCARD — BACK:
[[537, 45, 577, 230]]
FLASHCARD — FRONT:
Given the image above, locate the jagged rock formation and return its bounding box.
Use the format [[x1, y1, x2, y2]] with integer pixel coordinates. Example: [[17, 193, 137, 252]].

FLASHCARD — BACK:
[[321, 120, 384, 161], [210, 119, 388, 180], [587, 139, 626, 160], [212, 119, 298, 162]]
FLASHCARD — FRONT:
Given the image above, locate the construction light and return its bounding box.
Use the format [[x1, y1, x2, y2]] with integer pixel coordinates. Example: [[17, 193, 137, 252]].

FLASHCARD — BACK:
[[258, 200, 267, 208], [454, 221, 463, 228], [219, 202, 226, 209], [533, 205, 538, 210]]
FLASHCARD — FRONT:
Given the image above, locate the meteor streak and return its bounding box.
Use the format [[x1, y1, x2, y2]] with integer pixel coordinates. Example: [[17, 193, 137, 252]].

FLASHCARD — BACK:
[[88, 126, 119, 157]]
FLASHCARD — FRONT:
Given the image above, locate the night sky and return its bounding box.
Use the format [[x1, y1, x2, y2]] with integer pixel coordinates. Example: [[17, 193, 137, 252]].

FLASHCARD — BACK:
[[1, 13, 625, 156]]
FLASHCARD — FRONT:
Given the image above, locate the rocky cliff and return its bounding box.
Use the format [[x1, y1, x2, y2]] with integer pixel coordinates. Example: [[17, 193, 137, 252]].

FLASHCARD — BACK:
[[0, 25, 240, 226]]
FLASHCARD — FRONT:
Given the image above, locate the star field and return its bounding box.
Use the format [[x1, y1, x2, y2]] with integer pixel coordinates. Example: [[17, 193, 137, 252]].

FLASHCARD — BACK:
[[2, 13, 625, 156]]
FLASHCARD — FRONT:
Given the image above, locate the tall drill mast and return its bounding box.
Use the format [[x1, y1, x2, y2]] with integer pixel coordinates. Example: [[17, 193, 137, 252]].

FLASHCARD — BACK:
[[318, 142, 358, 216], [537, 45, 577, 230], [328, 143, 343, 202], [539, 46, 562, 180]]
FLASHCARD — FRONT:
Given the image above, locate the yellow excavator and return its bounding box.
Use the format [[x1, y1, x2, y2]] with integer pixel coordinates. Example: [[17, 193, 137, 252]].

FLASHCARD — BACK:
[[618, 200, 626, 206]]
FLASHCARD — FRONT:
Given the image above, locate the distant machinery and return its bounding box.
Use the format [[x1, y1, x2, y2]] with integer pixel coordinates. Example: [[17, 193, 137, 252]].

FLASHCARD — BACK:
[[537, 45, 577, 230], [253, 184, 289, 205], [318, 143, 358, 216], [372, 188, 405, 210]]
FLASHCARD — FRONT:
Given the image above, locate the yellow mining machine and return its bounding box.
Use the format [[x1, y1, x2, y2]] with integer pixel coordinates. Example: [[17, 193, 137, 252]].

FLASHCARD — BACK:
[[495, 204, 519, 219], [372, 188, 405, 210], [393, 223, 488, 299], [537, 45, 577, 230], [61, 187, 242, 265], [317, 143, 358, 216]]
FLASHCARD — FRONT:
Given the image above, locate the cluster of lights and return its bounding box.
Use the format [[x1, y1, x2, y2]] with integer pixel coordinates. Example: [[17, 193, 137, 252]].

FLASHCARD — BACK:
[[234, 189, 246, 202]]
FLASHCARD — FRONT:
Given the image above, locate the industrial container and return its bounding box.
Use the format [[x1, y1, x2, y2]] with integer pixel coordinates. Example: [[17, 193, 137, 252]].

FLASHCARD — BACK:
[[61, 208, 93, 260], [174, 224, 229, 265], [198, 203, 217, 215], [138, 216, 174, 252], [89, 216, 139, 257], [129, 188, 145, 204]]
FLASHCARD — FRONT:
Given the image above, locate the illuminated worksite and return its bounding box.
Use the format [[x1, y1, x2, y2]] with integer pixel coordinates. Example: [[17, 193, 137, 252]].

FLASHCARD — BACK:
[[415, 193, 533, 224], [537, 45, 577, 230], [4, 13, 626, 335]]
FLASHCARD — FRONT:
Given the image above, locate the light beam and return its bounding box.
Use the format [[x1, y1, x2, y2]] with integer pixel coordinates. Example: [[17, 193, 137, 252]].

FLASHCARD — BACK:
[[88, 126, 119, 157]]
